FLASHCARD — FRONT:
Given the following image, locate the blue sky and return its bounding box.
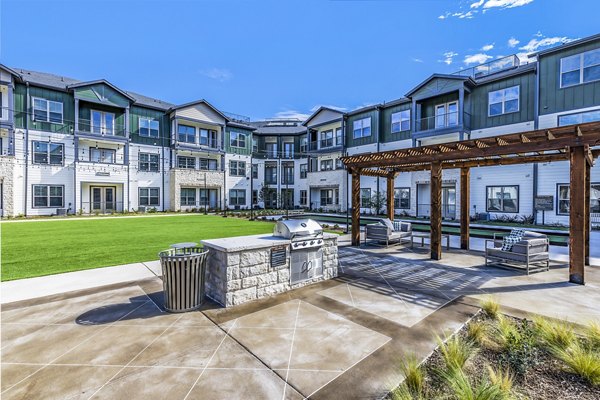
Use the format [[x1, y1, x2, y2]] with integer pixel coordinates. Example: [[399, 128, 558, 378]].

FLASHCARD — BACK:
[[1, 0, 598, 120]]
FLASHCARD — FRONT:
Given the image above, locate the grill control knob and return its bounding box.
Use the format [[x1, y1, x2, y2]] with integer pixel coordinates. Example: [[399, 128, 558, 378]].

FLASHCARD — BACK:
[[317, 240, 322, 244], [310, 241, 314, 245], [302, 242, 307, 246]]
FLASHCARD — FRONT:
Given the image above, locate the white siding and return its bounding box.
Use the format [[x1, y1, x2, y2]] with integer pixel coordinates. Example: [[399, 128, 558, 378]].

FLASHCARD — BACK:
[[174, 103, 226, 125]]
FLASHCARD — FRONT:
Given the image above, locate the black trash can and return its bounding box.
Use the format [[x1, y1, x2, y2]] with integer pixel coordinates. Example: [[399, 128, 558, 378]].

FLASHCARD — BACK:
[[159, 247, 208, 312]]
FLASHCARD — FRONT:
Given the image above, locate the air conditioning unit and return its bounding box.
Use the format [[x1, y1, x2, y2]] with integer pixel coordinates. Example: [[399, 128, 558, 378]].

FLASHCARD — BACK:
[[138, 206, 147, 213], [56, 208, 67, 216]]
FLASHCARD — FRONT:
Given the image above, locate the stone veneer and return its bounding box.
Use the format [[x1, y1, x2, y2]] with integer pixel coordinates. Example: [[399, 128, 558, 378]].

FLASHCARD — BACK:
[[0, 157, 15, 216], [169, 169, 224, 210], [202, 233, 338, 307]]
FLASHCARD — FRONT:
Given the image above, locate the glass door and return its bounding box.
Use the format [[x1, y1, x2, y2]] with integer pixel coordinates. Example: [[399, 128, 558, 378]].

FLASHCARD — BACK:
[[104, 187, 115, 212], [447, 102, 458, 126], [91, 187, 116, 213], [91, 110, 115, 135], [91, 187, 103, 212], [442, 186, 456, 219], [435, 105, 446, 129]]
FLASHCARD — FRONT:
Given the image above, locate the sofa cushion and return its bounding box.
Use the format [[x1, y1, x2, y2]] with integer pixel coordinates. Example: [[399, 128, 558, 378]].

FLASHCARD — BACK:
[[512, 238, 549, 254], [394, 221, 411, 232], [522, 231, 546, 239], [381, 218, 395, 232], [487, 248, 549, 263]]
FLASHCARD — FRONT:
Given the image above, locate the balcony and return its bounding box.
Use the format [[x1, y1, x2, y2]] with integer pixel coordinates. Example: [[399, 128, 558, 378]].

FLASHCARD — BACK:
[[414, 111, 471, 139], [452, 55, 520, 79], [76, 118, 126, 140], [308, 141, 342, 152]]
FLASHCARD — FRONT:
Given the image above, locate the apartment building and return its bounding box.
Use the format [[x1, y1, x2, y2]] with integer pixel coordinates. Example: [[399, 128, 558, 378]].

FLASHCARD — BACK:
[[0, 32, 599, 222]]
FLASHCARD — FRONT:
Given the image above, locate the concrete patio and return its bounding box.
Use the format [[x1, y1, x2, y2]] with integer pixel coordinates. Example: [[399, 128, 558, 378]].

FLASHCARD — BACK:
[[2, 238, 600, 399]]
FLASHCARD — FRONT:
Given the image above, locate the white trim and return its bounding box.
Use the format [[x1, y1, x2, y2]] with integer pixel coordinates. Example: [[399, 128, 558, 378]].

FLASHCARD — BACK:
[[487, 86, 520, 117], [138, 117, 160, 138], [91, 109, 116, 136], [391, 109, 410, 133], [32, 97, 64, 124]]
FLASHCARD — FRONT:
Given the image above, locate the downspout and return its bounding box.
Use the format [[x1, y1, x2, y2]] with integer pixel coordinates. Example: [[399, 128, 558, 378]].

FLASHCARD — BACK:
[[125, 106, 130, 212], [161, 136, 165, 211], [376, 106, 381, 213], [73, 98, 78, 215], [23, 82, 30, 217], [533, 61, 540, 224]]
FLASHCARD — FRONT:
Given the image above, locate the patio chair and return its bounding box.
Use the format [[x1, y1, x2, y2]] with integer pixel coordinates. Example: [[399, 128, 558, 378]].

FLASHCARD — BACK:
[[485, 230, 550, 275], [365, 218, 412, 247]]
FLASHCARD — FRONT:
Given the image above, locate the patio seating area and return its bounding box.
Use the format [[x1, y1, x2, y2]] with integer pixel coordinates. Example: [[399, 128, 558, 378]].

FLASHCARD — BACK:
[[2, 235, 600, 399]]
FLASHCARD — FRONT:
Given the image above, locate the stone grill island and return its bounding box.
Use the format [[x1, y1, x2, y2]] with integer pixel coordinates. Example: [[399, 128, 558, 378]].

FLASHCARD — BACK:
[[201, 219, 338, 307]]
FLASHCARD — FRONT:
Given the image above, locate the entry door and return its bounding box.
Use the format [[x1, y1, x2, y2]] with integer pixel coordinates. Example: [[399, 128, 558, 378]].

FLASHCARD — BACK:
[[442, 187, 456, 219], [91, 187, 116, 213], [435, 102, 458, 128]]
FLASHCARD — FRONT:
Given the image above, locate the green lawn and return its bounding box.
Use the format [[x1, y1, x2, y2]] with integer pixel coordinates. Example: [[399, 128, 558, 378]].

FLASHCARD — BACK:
[[1, 215, 274, 281]]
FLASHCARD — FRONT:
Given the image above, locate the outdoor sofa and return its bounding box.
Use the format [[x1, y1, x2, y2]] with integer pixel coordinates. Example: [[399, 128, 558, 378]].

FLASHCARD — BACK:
[[485, 231, 550, 275], [365, 218, 412, 247]]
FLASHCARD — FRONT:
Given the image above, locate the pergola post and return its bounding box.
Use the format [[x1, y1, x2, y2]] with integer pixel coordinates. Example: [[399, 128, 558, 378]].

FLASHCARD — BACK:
[[430, 161, 442, 260], [387, 174, 395, 220], [585, 159, 591, 266], [351, 168, 361, 246], [460, 167, 470, 250], [569, 146, 586, 284]]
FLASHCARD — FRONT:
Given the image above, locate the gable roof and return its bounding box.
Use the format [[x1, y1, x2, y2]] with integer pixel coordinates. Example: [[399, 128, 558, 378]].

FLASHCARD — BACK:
[[0, 64, 22, 80], [302, 106, 344, 126], [67, 79, 136, 102], [536, 33, 600, 57], [405, 74, 475, 98], [168, 99, 230, 121]]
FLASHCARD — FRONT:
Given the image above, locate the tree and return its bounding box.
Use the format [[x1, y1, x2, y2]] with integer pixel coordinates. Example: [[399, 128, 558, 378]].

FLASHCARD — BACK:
[[371, 191, 387, 215], [258, 184, 277, 209]]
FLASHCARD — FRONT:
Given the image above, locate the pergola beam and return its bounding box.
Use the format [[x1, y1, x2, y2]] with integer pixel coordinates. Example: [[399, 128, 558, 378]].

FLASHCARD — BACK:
[[569, 146, 587, 284], [351, 169, 361, 246], [430, 162, 443, 260]]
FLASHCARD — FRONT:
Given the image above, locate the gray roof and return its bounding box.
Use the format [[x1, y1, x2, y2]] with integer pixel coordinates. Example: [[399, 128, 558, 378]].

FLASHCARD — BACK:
[[474, 62, 536, 85], [249, 120, 307, 135], [12, 67, 176, 111], [536, 33, 600, 56]]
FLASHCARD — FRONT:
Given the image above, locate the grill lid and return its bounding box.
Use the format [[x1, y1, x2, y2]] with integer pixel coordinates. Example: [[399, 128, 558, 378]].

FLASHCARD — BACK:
[[273, 219, 323, 240]]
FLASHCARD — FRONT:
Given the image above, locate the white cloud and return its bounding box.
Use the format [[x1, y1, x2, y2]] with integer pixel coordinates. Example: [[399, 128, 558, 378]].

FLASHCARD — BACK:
[[274, 110, 310, 120], [519, 36, 578, 53], [440, 51, 458, 65], [508, 37, 520, 47], [482, 0, 534, 9], [411, 57, 424, 63], [481, 43, 495, 51], [438, 13, 448, 19], [470, 0, 485, 8], [464, 53, 493, 65], [199, 68, 232, 82]]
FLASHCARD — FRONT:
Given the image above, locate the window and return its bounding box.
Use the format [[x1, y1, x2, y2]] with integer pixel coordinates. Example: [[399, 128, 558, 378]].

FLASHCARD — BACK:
[[391, 110, 410, 133], [560, 48, 600, 88], [335, 188, 340, 205], [360, 188, 371, 208], [180, 188, 196, 206], [336, 128, 343, 146], [200, 129, 218, 148], [300, 190, 307, 205], [320, 159, 333, 171], [558, 109, 600, 126], [282, 163, 294, 184], [300, 163, 307, 179], [353, 117, 371, 139], [266, 143, 278, 158], [252, 163, 258, 179], [252, 137, 258, 153], [488, 86, 519, 116], [177, 156, 195, 169], [32, 141, 63, 165], [90, 148, 116, 164], [230, 131, 246, 148], [252, 190, 258, 205], [320, 189, 334, 206], [33, 185, 63, 208], [435, 102, 458, 128], [335, 158, 344, 170], [265, 163, 277, 184], [91, 110, 115, 135], [199, 158, 218, 171], [229, 160, 246, 176], [486, 186, 519, 213], [300, 137, 308, 153], [178, 124, 195, 143], [229, 189, 246, 206], [139, 153, 159, 172], [320, 130, 334, 148], [394, 188, 410, 209], [283, 142, 294, 158], [557, 183, 600, 215], [139, 118, 159, 138], [139, 188, 160, 206], [32, 98, 63, 123]]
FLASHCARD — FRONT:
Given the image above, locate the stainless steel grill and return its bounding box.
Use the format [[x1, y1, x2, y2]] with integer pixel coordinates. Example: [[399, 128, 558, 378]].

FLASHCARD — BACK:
[[273, 219, 324, 284]]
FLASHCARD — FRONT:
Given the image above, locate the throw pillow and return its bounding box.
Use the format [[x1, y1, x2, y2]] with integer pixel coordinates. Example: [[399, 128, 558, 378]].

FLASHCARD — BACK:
[[502, 235, 521, 251]]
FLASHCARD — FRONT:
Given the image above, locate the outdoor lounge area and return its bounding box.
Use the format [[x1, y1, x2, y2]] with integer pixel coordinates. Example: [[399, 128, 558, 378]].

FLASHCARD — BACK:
[[2, 233, 600, 399]]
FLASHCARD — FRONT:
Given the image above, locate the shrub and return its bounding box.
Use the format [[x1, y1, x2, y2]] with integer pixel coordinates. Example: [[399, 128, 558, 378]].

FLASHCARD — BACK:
[[498, 318, 539, 376], [585, 321, 600, 350], [399, 356, 424, 396], [438, 367, 506, 400], [390, 384, 417, 400], [467, 321, 488, 346], [533, 316, 575, 350], [437, 334, 476, 371], [487, 366, 514, 397], [480, 297, 500, 320], [551, 341, 600, 386]]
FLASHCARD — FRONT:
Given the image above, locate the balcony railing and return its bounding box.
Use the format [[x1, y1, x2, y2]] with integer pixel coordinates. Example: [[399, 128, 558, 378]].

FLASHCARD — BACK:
[[308, 141, 341, 151], [77, 119, 126, 137], [452, 55, 520, 79], [176, 137, 219, 149], [415, 111, 471, 133]]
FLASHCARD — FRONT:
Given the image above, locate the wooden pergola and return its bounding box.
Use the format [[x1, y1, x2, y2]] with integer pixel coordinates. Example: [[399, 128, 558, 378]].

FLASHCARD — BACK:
[[341, 121, 600, 285]]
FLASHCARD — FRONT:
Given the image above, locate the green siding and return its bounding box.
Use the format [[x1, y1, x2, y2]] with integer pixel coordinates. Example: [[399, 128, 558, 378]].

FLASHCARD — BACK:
[[420, 92, 458, 119], [130, 106, 170, 146], [410, 78, 465, 101], [14, 83, 75, 134], [345, 109, 379, 148], [381, 103, 411, 142], [73, 84, 130, 108], [469, 71, 536, 130], [539, 39, 600, 115], [225, 127, 253, 155]]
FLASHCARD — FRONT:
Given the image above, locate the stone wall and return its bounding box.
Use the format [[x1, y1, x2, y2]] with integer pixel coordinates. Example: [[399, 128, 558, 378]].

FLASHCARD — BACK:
[[169, 169, 224, 211], [204, 236, 338, 307], [0, 157, 15, 216]]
